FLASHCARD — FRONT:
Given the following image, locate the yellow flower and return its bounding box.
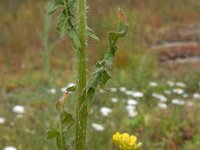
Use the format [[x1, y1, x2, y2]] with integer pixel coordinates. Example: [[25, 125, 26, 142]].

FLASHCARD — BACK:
[[113, 132, 122, 144], [112, 132, 142, 150]]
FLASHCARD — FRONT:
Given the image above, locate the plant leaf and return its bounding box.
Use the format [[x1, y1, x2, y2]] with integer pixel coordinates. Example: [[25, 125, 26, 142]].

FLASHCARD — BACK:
[[56, 10, 68, 38], [84, 9, 128, 112], [46, 128, 59, 139], [61, 111, 74, 130], [47, 1, 63, 15]]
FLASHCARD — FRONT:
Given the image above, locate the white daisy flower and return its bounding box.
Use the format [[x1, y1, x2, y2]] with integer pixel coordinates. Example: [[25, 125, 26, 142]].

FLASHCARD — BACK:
[[176, 82, 186, 88], [171, 99, 185, 105], [0, 117, 5, 124], [152, 93, 167, 102], [127, 110, 138, 118], [126, 105, 136, 111], [127, 99, 138, 105], [132, 92, 144, 98], [149, 82, 158, 87], [12, 105, 25, 114], [158, 103, 167, 109], [91, 123, 104, 131], [119, 87, 127, 92], [126, 90, 135, 96], [47, 88, 56, 94], [4, 146, 17, 150], [111, 98, 118, 103], [172, 88, 184, 95], [193, 93, 200, 99], [100, 107, 112, 117]]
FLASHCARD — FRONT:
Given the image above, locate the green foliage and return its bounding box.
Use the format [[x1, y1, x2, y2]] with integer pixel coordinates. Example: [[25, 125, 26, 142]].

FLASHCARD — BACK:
[[46, 1, 128, 149], [84, 9, 128, 111]]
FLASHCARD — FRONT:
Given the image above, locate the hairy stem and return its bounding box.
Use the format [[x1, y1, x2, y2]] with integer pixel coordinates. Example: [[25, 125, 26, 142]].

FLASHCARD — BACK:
[[75, 0, 88, 149]]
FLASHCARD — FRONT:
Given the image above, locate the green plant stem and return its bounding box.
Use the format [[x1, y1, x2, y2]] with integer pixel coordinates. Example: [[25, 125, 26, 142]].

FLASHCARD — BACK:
[[75, 0, 88, 149], [59, 111, 64, 150]]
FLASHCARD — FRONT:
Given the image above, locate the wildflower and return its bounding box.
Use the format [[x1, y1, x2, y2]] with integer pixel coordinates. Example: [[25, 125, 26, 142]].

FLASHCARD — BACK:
[[12, 105, 25, 114], [47, 88, 56, 94], [111, 98, 119, 103], [91, 123, 104, 131], [172, 99, 184, 105], [152, 93, 167, 102], [0, 117, 5, 124], [127, 110, 138, 118], [126, 91, 134, 96], [4, 147, 17, 150], [172, 88, 184, 95], [132, 92, 144, 98], [126, 105, 136, 111], [100, 107, 112, 117], [127, 99, 138, 105], [193, 93, 200, 99], [176, 82, 186, 88], [120, 87, 127, 92], [158, 102, 167, 109], [113, 132, 142, 150], [149, 82, 158, 87]]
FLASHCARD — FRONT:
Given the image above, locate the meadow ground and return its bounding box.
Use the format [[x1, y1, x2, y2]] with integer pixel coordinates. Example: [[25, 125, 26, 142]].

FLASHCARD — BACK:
[[0, 0, 200, 150]]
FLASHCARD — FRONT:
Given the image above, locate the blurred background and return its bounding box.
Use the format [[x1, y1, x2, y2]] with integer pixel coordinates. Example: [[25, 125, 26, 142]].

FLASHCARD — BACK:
[[0, 0, 200, 149]]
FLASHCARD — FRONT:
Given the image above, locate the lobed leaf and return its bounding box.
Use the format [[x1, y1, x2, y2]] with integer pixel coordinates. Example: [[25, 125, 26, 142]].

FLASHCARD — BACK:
[[84, 9, 128, 112]]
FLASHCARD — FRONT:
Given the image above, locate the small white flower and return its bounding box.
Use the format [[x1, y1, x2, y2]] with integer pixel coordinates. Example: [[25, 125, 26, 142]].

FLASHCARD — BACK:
[[48, 88, 56, 94], [127, 110, 138, 118], [176, 82, 186, 88], [127, 99, 138, 105], [193, 93, 200, 99], [172, 88, 184, 95], [126, 105, 136, 111], [91, 123, 104, 131], [4, 146, 17, 150], [13, 105, 25, 114], [100, 107, 112, 117], [182, 93, 188, 98], [119, 87, 127, 92], [132, 92, 144, 98], [110, 88, 117, 92], [158, 103, 167, 109], [111, 98, 118, 103], [0, 117, 5, 124], [172, 99, 185, 105], [152, 93, 167, 102], [149, 82, 158, 87], [167, 81, 175, 87]]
